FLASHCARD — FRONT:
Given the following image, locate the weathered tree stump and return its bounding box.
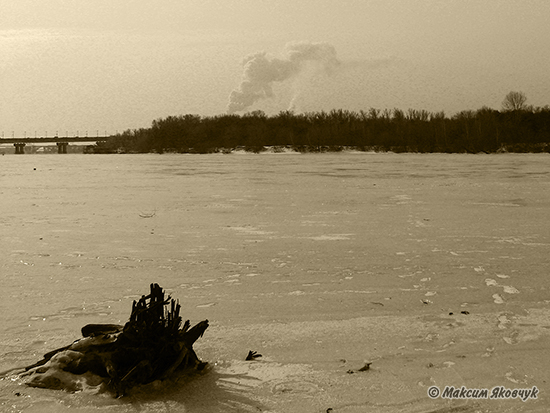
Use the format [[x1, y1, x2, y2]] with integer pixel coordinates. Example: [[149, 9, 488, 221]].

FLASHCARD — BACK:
[[21, 284, 208, 396]]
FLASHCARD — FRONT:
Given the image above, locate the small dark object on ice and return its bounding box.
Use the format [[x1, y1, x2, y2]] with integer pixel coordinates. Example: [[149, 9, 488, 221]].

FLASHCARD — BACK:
[[357, 362, 372, 371], [449, 310, 470, 316], [245, 350, 262, 361], [347, 362, 372, 374], [21, 283, 209, 396]]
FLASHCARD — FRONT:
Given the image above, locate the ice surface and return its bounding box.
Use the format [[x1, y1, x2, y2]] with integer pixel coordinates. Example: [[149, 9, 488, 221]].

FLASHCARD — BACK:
[[1, 152, 549, 412]]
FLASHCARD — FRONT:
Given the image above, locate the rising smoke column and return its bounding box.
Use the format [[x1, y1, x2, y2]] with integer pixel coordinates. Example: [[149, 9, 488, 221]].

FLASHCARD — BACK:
[[227, 42, 340, 114]]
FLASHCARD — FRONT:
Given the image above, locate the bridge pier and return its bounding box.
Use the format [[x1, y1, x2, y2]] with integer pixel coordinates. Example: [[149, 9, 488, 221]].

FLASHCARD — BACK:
[[14, 143, 26, 154], [56, 142, 68, 154]]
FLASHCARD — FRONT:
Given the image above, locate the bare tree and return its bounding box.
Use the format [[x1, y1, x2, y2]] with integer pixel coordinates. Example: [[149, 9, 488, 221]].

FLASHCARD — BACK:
[[502, 91, 527, 111]]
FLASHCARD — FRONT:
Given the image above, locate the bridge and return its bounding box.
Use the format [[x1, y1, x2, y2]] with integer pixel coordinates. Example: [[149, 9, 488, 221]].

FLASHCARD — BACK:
[[0, 136, 112, 154]]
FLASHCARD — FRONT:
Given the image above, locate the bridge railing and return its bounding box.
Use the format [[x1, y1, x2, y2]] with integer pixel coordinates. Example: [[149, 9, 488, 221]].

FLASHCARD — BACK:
[[0, 136, 111, 144]]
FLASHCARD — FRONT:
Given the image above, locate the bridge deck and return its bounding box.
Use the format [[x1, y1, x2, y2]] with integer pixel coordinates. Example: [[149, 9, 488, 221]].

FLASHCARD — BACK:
[[0, 137, 110, 144]]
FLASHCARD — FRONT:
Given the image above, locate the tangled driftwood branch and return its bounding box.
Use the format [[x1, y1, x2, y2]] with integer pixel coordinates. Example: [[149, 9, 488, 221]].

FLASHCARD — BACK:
[[22, 284, 208, 396]]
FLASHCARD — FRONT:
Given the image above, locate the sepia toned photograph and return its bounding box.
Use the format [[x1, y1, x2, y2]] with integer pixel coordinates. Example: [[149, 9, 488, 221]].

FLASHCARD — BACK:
[[1, 1, 549, 412]]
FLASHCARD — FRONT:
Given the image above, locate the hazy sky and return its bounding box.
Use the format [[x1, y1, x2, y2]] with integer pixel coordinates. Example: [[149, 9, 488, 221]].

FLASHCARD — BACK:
[[1, 0, 549, 136]]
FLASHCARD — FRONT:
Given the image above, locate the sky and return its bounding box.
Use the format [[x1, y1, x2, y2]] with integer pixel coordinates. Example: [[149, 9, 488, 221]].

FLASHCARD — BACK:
[[1, 0, 549, 137]]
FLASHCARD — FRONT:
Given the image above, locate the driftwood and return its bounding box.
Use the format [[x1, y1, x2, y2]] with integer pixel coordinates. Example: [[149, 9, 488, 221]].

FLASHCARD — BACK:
[[21, 283, 208, 396], [245, 350, 262, 361]]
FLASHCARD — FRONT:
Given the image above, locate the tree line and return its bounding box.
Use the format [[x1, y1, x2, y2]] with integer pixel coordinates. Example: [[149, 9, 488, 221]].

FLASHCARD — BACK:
[[91, 92, 550, 154]]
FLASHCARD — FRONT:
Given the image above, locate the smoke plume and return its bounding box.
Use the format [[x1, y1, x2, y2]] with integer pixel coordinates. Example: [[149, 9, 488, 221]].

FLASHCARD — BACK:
[[227, 42, 340, 114]]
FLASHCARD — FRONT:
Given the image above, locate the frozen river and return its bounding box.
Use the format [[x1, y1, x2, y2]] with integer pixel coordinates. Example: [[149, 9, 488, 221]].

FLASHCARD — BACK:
[[1, 152, 549, 412]]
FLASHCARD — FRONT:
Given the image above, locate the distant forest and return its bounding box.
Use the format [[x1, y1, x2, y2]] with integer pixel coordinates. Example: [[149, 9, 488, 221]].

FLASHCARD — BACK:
[[93, 92, 550, 154]]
